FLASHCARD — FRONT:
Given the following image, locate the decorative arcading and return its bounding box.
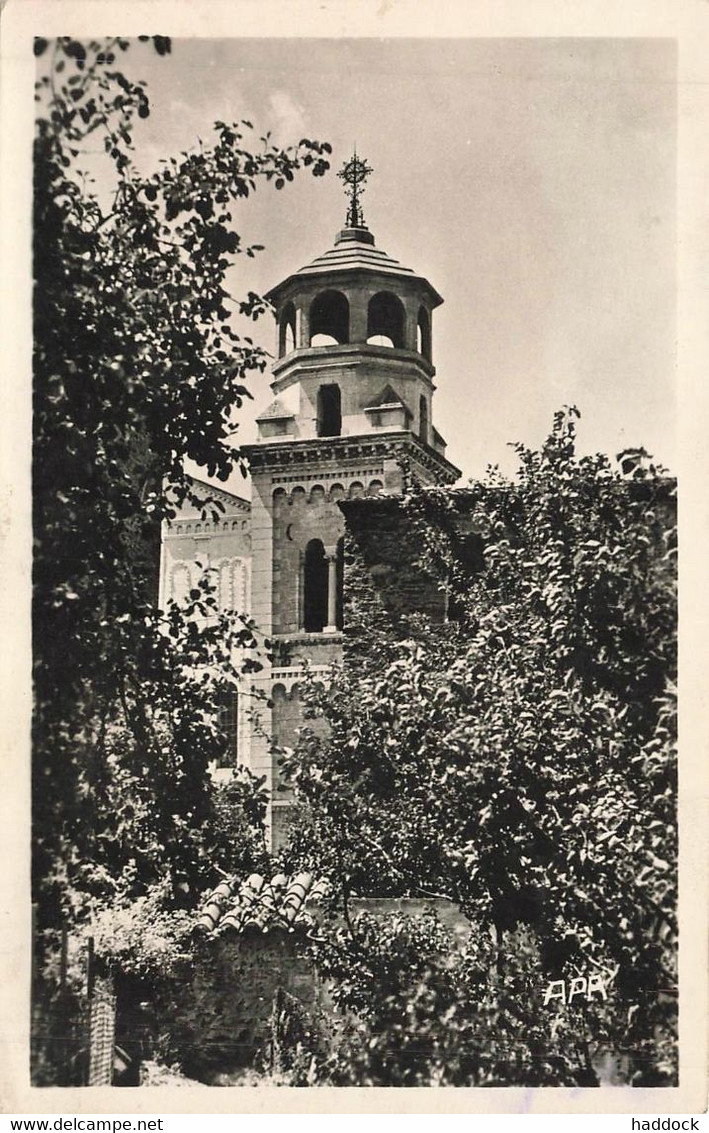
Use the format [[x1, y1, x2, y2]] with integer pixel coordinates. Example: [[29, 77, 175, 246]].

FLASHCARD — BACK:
[[168, 517, 249, 537], [272, 466, 384, 487], [272, 477, 384, 505], [271, 670, 330, 698]]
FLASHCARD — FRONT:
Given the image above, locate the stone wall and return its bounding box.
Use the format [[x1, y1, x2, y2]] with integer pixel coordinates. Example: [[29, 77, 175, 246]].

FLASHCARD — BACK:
[[140, 928, 319, 1083]]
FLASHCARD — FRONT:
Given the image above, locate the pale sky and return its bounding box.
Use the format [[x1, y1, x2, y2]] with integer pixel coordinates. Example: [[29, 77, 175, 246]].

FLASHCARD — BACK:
[[108, 37, 676, 486]]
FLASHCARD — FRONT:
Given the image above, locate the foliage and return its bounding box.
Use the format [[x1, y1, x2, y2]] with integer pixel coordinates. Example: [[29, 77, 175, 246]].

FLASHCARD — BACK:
[[209, 770, 271, 877], [86, 882, 196, 982], [280, 408, 677, 1085], [257, 987, 327, 1087], [139, 1060, 201, 1087], [284, 912, 656, 1087], [32, 35, 331, 936], [30, 974, 89, 1087], [76, 771, 270, 976]]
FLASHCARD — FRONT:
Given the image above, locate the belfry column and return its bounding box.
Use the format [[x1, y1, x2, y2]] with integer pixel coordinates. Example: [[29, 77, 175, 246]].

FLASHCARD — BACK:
[[296, 302, 310, 349], [324, 551, 338, 634]]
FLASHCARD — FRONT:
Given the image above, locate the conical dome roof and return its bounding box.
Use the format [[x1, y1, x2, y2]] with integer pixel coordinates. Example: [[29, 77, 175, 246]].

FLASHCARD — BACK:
[[265, 226, 443, 307]]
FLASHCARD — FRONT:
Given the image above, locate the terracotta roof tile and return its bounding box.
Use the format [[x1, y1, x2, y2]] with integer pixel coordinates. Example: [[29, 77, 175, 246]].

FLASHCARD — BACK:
[[197, 872, 329, 935]]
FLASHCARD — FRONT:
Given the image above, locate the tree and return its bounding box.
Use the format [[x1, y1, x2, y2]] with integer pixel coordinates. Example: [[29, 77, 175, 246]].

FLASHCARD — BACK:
[[32, 36, 331, 933], [279, 408, 677, 1085]]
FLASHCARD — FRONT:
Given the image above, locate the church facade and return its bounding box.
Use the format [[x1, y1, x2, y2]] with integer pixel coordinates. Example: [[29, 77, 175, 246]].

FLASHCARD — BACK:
[[159, 157, 460, 848]]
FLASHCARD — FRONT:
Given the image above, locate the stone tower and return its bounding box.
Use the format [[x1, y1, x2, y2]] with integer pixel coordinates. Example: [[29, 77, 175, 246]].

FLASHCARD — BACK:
[[243, 155, 460, 850]]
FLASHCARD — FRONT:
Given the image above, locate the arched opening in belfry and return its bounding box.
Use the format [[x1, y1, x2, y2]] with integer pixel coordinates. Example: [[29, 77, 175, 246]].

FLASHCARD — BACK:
[[419, 395, 429, 444], [417, 306, 431, 360], [317, 383, 342, 438], [309, 290, 349, 347], [335, 536, 345, 631], [278, 302, 296, 357], [303, 539, 328, 633], [367, 291, 405, 349]]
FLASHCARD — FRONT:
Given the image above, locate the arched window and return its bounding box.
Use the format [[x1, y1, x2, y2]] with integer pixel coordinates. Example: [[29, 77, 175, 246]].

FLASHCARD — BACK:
[[335, 537, 345, 630], [278, 302, 296, 357], [303, 539, 328, 632], [171, 562, 191, 605], [219, 561, 232, 610], [417, 306, 431, 360], [317, 384, 342, 438], [217, 685, 239, 767], [232, 560, 247, 612], [367, 292, 405, 348], [309, 290, 349, 346], [419, 395, 429, 444]]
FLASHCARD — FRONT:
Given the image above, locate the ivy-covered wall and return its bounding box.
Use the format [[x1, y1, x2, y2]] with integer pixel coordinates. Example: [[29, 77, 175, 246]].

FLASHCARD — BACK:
[[128, 928, 319, 1083], [339, 496, 448, 649]]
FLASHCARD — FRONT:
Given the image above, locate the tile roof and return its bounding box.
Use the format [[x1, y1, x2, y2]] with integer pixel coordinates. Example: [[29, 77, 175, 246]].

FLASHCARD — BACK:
[[296, 236, 417, 281], [363, 384, 411, 414], [197, 872, 329, 935], [184, 475, 251, 511], [364, 385, 403, 412], [255, 397, 295, 422], [265, 228, 443, 307]]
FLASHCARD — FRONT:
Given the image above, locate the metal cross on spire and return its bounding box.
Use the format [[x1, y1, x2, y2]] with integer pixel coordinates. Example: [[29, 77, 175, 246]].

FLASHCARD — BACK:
[[338, 149, 373, 229]]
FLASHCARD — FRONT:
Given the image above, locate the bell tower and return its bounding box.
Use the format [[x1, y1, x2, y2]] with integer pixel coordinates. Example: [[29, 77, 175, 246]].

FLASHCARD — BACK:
[[243, 155, 460, 849]]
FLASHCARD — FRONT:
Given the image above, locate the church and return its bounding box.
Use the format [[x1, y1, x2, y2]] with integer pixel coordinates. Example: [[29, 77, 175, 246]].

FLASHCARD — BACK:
[[159, 154, 461, 849]]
